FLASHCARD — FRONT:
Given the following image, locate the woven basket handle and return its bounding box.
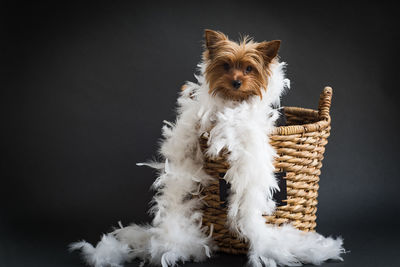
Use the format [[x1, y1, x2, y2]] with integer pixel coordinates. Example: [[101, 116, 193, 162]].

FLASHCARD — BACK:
[[318, 86, 333, 121]]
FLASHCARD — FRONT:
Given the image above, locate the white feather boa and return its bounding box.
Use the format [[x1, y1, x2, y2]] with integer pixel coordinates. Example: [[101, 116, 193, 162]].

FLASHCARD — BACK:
[[70, 61, 345, 267]]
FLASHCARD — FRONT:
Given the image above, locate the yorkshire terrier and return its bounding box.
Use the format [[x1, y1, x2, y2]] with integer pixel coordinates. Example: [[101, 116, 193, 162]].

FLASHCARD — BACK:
[[202, 29, 280, 101], [71, 30, 344, 267]]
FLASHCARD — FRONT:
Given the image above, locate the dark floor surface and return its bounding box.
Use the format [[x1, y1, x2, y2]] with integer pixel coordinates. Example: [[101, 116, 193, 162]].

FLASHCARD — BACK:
[[1, 219, 398, 267]]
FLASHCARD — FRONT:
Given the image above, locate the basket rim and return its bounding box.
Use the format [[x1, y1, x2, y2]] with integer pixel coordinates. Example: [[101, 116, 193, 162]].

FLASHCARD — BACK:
[[271, 106, 330, 136], [271, 87, 333, 136]]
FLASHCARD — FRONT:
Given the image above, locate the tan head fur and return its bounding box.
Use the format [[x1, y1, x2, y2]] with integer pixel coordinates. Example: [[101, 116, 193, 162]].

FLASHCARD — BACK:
[[203, 29, 280, 101]]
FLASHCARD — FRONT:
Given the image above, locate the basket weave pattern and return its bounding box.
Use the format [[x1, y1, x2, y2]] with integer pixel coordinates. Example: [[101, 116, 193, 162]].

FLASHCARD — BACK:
[[199, 87, 333, 254]]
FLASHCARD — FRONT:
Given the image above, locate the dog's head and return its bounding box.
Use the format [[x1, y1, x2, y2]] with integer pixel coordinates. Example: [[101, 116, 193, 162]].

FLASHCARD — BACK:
[[203, 29, 280, 101]]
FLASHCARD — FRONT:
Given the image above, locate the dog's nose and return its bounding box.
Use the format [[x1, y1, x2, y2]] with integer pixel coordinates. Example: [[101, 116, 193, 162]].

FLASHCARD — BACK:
[[232, 80, 242, 89]]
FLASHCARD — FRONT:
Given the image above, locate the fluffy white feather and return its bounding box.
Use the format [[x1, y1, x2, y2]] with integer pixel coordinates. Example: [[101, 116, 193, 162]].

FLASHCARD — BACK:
[[71, 60, 344, 267], [69, 234, 132, 267]]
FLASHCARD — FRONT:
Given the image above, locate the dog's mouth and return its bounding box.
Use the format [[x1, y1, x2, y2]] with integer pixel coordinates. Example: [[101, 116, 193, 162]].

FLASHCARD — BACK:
[[211, 86, 262, 101]]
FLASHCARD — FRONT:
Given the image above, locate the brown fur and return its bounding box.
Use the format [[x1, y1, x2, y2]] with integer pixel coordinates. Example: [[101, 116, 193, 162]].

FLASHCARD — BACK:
[[203, 29, 280, 101], [181, 84, 188, 91]]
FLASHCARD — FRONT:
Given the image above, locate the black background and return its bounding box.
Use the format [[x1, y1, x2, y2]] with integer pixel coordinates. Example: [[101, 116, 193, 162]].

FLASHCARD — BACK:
[[1, 1, 399, 266]]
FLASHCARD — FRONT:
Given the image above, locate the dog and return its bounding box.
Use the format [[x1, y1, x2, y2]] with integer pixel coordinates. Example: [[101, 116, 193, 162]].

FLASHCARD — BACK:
[[70, 30, 345, 267]]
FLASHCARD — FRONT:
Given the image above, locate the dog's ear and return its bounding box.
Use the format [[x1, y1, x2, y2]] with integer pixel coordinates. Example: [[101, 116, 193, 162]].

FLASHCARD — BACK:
[[257, 40, 281, 64], [204, 29, 227, 57]]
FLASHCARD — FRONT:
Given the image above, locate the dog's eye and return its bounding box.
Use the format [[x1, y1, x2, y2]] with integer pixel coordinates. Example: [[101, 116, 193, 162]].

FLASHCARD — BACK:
[[246, 66, 253, 73], [223, 63, 230, 71]]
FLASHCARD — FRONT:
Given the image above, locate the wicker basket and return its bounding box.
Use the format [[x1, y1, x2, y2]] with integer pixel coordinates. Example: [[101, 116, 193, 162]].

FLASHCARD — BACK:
[[199, 87, 333, 254]]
